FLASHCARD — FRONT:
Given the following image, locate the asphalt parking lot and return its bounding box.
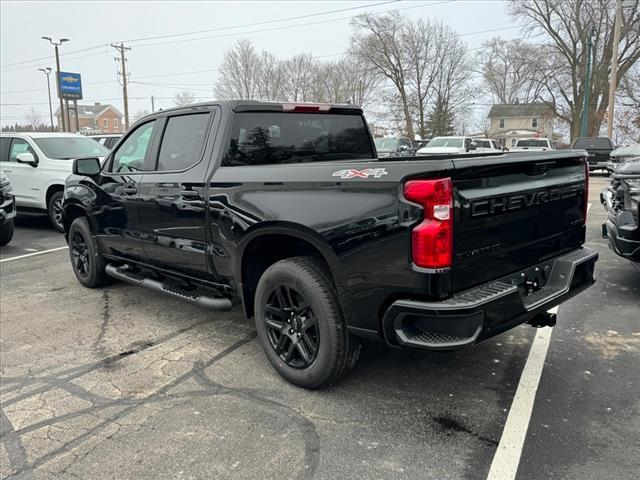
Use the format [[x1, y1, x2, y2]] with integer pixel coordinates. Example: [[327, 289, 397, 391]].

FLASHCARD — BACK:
[[1, 175, 638, 480]]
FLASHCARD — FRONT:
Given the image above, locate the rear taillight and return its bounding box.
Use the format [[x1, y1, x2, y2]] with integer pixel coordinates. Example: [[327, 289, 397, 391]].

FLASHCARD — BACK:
[[583, 158, 589, 224], [403, 178, 453, 269]]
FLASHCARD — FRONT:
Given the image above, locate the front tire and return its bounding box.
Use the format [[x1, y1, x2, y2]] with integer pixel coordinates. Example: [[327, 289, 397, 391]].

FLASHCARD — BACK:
[[254, 256, 360, 389], [68, 217, 110, 288], [48, 191, 65, 232], [0, 219, 14, 246]]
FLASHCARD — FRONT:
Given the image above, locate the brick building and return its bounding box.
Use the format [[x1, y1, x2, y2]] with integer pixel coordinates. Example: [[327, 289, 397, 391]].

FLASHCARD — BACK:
[[56, 102, 123, 134]]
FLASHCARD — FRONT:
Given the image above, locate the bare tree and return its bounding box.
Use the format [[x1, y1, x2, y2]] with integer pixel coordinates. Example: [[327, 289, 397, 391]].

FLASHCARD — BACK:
[[173, 91, 196, 105], [214, 39, 261, 100], [26, 107, 42, 128], [282, 54, 317, 102], [508, 0, 640, 140], [478, 38, 545, 104], [351, 12, 415, 138]]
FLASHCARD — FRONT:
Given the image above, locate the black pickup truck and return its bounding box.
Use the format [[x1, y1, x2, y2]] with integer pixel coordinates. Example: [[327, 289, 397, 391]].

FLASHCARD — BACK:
[[63, 101, 597, 388], [572, 137, 614, 172]]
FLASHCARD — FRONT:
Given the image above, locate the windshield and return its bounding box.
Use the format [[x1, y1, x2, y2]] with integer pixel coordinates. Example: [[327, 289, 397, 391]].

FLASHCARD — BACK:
[[425, 137, 463, 148], [517, 139, 548, 147], [374, 138, 399, 150], [34, 136, 109, 159]]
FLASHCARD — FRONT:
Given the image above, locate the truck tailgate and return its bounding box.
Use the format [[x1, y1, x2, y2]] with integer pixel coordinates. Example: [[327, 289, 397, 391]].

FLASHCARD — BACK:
[[450, 152, 587, 292]]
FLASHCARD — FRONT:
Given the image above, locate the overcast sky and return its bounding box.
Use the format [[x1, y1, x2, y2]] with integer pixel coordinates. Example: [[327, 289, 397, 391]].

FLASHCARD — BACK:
[[0, 0, 518, 127]]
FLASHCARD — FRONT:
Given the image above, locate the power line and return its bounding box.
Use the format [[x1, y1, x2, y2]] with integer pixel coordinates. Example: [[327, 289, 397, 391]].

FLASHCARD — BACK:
[[132, 1, 454, 50], [124, 0, 402, 44]]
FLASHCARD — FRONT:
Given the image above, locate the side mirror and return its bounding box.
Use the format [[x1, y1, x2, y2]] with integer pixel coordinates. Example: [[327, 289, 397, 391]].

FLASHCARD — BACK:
[[399, 145, 408, 151], [467, 143, 477, 151], [73, 157, 102, 176], [16, 152, 38, 167]]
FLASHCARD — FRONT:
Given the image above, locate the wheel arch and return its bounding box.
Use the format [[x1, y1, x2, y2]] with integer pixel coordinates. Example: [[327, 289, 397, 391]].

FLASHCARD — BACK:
[[62, 200, 87, 236], [236, 223, 345, 319]]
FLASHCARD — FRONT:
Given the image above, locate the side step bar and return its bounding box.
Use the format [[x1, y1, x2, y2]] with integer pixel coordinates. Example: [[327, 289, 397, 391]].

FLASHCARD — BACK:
[[105, 264, 233, 311]]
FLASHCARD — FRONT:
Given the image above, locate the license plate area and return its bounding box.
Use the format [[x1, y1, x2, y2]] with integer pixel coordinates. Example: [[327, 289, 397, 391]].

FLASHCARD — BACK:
[[504, 260, 555, 297]]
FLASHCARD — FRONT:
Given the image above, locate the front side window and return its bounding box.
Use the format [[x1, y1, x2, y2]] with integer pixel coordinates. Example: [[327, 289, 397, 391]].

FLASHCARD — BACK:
[[112, 121, 156, 173], [156, 113, 209, 171], [224, 112, 374, 166], [9, 138, 37, 161]]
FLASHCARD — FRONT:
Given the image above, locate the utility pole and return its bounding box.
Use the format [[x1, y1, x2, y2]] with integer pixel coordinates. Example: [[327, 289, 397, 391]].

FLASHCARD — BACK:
[[111, 42, 132, 130], [607, 0, 623, 139], [151, 95, 155, 113], [42, 37, 69, 131], [38, 67, 54, 132], [580, 27, 597, 138]]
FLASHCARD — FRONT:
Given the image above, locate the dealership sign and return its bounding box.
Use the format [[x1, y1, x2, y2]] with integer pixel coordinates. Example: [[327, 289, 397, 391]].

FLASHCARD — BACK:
[[58, 72, 83, 100]]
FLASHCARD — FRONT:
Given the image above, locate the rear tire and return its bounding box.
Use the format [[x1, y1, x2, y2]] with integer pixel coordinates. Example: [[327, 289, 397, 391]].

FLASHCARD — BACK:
[[47, 190, 65, 232], [0, 219, 14, 246], [254, 256, 361, 389], [68, 216, 110, 288]]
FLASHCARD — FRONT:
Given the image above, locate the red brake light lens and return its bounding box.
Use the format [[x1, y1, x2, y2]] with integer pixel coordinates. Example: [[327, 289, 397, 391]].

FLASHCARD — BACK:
[[404, 178, 453, 269], [282, 103, 331, 113]]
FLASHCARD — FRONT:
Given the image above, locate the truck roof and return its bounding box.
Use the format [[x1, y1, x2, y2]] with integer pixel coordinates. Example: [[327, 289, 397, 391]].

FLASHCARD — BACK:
[[154, 100, 363, 115]]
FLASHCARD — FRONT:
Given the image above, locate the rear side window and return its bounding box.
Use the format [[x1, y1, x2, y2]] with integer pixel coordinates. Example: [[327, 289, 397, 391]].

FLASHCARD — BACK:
[[156, 113, 210, 171], [223, 112, 374, 166], [573, 138, 612, 149]]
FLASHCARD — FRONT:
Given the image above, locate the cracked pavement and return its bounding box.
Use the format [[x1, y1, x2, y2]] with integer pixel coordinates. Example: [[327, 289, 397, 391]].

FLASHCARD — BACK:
[[1, 177, 638, 479]]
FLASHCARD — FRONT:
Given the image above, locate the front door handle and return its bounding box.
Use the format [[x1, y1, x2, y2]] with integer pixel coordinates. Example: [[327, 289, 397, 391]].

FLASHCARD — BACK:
[[122, 185, 137, 195]]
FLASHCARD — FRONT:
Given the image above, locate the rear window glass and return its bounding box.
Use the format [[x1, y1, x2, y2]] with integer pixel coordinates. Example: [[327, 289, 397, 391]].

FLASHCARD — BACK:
[[517, 139, 549, 147], [223, 112, 374, 166], [573, 138, 612, 149]]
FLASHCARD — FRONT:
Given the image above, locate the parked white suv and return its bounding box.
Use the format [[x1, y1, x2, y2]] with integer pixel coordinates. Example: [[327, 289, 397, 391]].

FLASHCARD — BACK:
[[0, 133, 109, 231]]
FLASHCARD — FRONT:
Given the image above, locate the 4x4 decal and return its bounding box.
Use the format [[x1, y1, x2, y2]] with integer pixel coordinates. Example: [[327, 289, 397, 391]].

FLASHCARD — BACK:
[[332, 168, 388, 179]]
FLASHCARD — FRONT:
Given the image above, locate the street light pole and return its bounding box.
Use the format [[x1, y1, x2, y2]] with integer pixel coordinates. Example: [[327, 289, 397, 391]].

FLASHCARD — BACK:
[[607, 0, 623, 139], [580, 27, 597, 138], [38, 67, 54, 132], [42, 36, 69, 132]]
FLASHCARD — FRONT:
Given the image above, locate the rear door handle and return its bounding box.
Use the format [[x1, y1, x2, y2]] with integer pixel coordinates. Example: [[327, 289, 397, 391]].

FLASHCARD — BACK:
[[122, 185, 137, 195]]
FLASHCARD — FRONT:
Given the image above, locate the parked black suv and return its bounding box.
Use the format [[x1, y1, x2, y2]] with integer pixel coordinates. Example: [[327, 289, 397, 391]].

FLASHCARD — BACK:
[[572, 137, 614, 172], [63, 101, 597, 388]]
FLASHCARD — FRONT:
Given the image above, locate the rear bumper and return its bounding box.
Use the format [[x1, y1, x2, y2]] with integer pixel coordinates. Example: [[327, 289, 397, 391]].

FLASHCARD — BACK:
[[382, 248, 598, 350]]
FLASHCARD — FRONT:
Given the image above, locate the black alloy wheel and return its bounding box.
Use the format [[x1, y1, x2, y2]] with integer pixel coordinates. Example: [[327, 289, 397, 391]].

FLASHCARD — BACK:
[[264, 285, 319, 369], [70, 230, 90, 278]]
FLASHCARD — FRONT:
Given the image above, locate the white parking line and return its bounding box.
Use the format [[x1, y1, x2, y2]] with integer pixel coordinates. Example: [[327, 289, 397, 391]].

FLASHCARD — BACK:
[[0, 246, 68, 263], [487, 203, 592, 479]]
